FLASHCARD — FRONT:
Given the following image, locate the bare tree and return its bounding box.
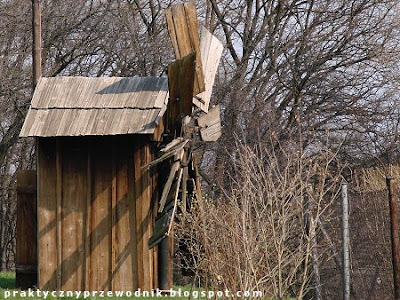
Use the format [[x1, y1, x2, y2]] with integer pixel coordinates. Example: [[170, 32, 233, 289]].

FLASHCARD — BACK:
[[197, 0, 400, 193]]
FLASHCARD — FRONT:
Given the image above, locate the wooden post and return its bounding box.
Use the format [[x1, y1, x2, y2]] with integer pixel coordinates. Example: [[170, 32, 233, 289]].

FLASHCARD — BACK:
[[16, 170, 37, 289], [341, 182, 350, 300], [387, 177, 400, 300], [32, 0, 42, 88]]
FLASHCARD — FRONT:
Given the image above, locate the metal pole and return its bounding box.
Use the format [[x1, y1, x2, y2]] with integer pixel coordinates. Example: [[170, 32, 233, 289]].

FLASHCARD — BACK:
[[387, 177, 400, 300], [32, 0, 42, 88], [303, 184, 321, 300], [158, 237, 170, 290], [311, 217, 321, 300], [341, 182, 350, 300]]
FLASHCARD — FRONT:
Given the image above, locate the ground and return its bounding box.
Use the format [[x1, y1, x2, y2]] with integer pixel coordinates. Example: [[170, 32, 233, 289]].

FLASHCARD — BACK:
[[0, 273, 194, 300]]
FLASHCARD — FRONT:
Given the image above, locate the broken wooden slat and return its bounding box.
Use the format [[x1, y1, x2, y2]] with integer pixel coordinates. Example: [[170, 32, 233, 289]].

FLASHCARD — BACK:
[[165, 2, 205, 95], [193, 27, 224, 112], [148, 168, 183, 249], [167, 168, 183, 235], [148, 179, 177, 249], [180, 117, 191, 213], [192, 154, 203, 201], [181, 163, 188, 214], [141, 139, 188, 171], [148, 207, 171, 249], [158, 162, 179, 213], [158, 149, 184, 213], [197, 105, 222, 141], [160, 137, 184, 152]]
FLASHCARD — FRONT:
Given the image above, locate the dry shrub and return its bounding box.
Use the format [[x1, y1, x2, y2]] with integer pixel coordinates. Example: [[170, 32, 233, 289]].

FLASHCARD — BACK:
[[352, 165, 400, 192], [176, 140, 343, 299]]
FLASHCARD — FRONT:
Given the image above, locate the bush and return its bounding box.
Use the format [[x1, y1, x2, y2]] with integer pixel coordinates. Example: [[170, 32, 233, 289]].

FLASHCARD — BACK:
[[176, 139, 342, 299]]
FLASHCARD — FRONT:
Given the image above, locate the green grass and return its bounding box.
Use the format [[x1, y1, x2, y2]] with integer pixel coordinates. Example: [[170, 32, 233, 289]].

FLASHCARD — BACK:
[[0, 273, 194, 299], [0, 272, 16, 290], [0, 273, 282, 299]]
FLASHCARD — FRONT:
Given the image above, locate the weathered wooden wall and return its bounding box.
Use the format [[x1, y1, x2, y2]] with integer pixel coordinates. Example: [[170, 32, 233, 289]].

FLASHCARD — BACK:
[[37, 135, 158, 291], [16, 170, 37, 289]]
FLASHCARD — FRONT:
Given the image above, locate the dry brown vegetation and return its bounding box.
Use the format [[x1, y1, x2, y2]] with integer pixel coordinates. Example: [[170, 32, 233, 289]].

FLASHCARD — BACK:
[[1, 2, 400, 297], [176, 138, 343, 299]]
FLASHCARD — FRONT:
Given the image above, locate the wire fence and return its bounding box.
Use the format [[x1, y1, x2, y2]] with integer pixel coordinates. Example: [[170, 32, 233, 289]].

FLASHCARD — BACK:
[[320, 186, 395, 300]]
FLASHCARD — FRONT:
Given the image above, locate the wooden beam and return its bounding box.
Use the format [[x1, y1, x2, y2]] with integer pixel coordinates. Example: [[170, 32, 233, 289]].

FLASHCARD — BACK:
[[32, 0, 42, 88]]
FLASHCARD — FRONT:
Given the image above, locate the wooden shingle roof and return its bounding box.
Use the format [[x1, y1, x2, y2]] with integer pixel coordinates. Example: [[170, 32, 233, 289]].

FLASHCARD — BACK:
[[20, 76, 169, 137]]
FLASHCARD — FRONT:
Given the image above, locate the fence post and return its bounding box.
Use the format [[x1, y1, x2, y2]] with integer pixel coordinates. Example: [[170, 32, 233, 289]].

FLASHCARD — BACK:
[[386, 177, 400, 300], [341, 182, 350, 300], [303, 184, 321, 300]]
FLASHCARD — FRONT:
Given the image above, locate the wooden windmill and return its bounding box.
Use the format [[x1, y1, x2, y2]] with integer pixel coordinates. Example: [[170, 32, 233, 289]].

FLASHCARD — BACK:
[[16, 0, 222, 292], [147, 2, 223, 255]]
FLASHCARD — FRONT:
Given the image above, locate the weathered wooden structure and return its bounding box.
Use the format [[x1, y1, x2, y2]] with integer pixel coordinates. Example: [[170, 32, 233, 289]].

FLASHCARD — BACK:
[[20, 76, 169, 291], [18, 1, 224, 292]]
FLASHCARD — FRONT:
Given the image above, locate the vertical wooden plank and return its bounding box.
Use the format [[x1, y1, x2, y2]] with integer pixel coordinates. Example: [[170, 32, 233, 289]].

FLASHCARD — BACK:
[[167, 61, 180, 135], [166, 2, 205, 95], [56, 139, 62, 290], [142, 143, 152, 290], [37, 138, 57, 290], [90, 138, 112, 291], [170, 5, 192, 71], [151, 152, 159, 289], [134, 140, 144, 289], [165, 9, 180, 58], [128, 140, 139, 289], [60, 138, 87, 291], [183, 1, 205, 94], [84, 140, 92, 291], [193, 27, 224, 112], [167, 53, 196, 133], [113, 137, 136, 290], [134, 138, 156, 290], [111, 142, 117, 291]]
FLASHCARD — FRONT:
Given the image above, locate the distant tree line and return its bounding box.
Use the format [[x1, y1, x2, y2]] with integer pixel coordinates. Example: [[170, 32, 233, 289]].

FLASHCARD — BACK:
[[1, 2, 400, 297]]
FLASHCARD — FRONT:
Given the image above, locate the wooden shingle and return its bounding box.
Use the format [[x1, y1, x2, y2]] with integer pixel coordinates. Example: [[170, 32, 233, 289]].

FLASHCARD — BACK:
[[20, 76, 169, 137]]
